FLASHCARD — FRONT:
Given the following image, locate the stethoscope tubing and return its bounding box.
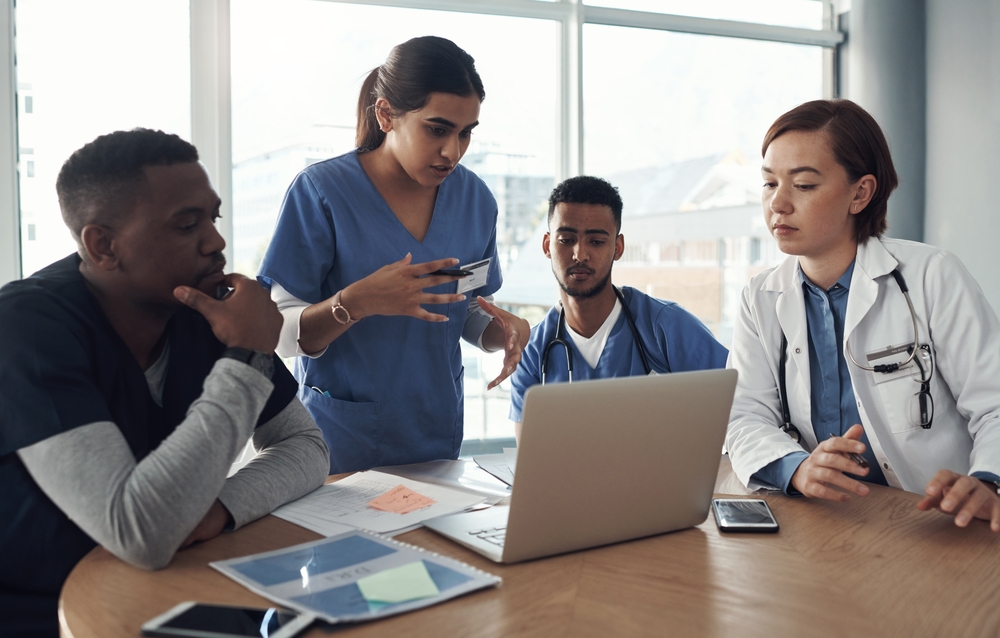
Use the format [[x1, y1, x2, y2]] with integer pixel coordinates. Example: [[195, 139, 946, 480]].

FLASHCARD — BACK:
[[778, 268, 927, 441], [541, 285, 654, 384]]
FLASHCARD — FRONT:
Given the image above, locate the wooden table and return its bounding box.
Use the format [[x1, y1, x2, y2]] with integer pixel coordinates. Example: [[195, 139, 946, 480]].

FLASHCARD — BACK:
[[60, 458, 1000, 637]]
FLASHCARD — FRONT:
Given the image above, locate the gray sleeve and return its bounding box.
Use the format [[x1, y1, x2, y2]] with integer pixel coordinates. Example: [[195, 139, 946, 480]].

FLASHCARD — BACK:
[[16, 358, 273, 570], [218, 397, 329, 529], [462, 294, 494, 350]]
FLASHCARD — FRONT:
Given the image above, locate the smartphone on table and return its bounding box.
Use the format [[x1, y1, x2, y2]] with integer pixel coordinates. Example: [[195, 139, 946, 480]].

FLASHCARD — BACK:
[[712, 498, 779, 533], [141, 601, 314, 638]]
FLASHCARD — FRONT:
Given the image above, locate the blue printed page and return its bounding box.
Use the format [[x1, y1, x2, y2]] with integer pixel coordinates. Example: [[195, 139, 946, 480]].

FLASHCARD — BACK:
[[210, 530, 500, 624]]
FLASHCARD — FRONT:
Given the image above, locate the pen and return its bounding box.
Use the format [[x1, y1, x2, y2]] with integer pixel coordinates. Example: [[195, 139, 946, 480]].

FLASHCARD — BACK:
[[828, 434, 870, 470]]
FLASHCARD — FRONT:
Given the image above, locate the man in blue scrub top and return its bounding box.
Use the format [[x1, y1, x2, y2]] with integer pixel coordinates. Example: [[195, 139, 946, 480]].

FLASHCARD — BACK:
[[0, 129, 329, 637], [509, 176, 729, 433]]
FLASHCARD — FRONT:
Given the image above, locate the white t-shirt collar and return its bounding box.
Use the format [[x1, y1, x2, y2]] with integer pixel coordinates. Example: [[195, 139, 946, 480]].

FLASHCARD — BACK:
[[565, 296, 623, 370]]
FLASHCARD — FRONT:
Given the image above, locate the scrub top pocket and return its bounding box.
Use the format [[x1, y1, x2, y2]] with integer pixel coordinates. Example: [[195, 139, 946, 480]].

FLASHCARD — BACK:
[[299, 386, 380, 473]]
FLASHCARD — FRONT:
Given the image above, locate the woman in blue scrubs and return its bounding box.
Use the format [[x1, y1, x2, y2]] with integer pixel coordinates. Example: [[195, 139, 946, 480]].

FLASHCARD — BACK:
[[258, 36, 529, 473]]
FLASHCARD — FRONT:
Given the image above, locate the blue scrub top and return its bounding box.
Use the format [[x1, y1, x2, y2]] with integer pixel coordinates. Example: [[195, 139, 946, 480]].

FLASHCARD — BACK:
[[509, 286, 729, 421], [258, 151, 502, 473]]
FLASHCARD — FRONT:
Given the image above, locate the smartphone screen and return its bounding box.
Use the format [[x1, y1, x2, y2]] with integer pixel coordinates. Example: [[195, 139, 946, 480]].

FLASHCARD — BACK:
[[143, 603, 309, 638], [712, 498, 779, 532]]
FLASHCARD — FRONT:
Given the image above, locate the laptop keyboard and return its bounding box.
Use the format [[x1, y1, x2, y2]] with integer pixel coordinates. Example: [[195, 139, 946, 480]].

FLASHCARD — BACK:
[[469, 526, 507, 546]]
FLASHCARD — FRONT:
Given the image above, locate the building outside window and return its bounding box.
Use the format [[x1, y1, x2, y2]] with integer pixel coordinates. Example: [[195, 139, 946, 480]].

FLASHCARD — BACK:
[[13, 0, 190, 277], [10, 0, 834, 451]]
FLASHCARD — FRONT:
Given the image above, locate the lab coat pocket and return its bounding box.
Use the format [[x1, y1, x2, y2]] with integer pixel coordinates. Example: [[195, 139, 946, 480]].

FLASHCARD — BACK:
[[299, 386, 380, 473], [871, 371, 924, 434]]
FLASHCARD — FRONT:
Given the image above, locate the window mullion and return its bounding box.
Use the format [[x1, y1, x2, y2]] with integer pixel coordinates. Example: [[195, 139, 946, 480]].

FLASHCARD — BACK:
[[560, 0, 583, 179], [190, 0, 233, 267], [0, 1, 19, 285]]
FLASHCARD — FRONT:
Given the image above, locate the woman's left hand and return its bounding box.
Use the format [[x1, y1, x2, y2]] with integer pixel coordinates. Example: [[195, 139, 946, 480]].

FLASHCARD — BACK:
[[478, 296, 530, 390]]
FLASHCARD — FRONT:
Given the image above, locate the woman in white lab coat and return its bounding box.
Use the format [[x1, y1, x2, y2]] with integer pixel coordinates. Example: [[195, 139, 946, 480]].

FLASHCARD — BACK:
[[726, 99, 1000, 531]]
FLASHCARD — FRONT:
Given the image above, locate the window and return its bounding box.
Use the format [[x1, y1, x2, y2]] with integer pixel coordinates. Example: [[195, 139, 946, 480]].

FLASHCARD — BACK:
[[231, 0, 560, 444], [6, 0, 836, 449], [584, 24, 823, 345], [230, 0, 557, 278], [586, 0, 825, 30], [13, 0, 190, 276]]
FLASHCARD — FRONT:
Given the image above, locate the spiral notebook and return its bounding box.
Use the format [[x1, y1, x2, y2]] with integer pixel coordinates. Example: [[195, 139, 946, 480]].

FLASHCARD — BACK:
[[211, 530, 501, 624]]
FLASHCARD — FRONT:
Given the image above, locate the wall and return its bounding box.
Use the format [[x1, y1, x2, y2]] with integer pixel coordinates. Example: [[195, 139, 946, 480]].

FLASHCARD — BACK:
[[842, 0, 926, 244], [925, 0, 1000, 314]]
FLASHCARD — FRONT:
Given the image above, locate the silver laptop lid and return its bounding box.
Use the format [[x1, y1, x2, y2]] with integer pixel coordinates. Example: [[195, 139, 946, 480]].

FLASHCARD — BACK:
[[503, 369, 737, 563]]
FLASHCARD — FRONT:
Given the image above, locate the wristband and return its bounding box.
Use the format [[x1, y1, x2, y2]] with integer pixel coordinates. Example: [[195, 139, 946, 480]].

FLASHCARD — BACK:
[[221, 347, 274, 381]]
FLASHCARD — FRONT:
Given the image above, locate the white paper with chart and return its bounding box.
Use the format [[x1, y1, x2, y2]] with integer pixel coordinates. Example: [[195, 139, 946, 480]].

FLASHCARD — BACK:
[[271, 470, 487, 535]]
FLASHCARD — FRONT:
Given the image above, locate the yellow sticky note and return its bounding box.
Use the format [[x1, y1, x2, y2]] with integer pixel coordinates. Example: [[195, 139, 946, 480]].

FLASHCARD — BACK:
[[357, 561, 440, 604], [367, 484, 437, 514]]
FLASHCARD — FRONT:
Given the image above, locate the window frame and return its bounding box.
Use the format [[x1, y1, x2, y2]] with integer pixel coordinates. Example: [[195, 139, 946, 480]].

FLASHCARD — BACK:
[[0, 0, 840, 286], [0, 2, 18, 286]]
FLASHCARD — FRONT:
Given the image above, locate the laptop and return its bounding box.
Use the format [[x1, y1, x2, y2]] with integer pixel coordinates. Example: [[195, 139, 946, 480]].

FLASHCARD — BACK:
[[424, 369, 737, 563]]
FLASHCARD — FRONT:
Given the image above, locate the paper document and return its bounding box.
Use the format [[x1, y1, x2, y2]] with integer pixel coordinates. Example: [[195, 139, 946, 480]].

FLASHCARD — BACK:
[[473, 454, 514, 487], [212, 530, 500, 624], [376, 459, 512, 498], [503, 447, 518, 476], [272, 471, 486, 535], [368, 485, 436, 514]]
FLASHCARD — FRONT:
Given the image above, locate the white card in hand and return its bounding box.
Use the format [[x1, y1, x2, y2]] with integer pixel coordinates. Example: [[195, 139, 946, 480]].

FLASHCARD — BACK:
[[457, 258, 491, 294]]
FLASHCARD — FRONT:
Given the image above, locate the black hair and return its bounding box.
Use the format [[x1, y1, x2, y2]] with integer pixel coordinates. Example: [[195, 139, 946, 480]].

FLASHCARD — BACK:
[[356, 36, 485, 152], [548, 175, 624, 232], [56, 128, 199, 239]]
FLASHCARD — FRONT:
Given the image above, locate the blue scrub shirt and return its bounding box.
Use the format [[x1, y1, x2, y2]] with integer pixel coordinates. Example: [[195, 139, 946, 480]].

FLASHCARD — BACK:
[[258, 151, 502, 473], [509, 286, 729, 421]]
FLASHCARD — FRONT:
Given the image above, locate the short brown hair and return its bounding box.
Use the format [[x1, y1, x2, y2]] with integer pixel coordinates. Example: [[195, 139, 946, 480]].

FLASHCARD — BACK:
[[762, 99, 898, 243]]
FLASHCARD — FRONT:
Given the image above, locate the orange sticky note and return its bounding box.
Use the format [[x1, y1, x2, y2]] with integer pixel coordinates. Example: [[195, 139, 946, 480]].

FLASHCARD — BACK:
[[368, 484, 437, 514]]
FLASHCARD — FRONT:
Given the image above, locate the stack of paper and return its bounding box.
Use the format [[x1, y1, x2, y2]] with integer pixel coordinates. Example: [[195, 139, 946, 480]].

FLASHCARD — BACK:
[[272, 470, 486, 537], [473, 448, 518, 486]]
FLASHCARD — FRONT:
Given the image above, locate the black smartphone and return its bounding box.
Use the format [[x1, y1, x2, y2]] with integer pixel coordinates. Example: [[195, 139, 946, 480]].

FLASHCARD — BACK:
[[141, 602, 314, 638], [712, 498, 779, 533], [428, 268, 474, 277]]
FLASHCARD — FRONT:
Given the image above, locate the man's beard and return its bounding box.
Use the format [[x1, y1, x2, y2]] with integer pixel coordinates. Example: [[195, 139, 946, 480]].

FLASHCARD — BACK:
[[558, 267, 612, 299]]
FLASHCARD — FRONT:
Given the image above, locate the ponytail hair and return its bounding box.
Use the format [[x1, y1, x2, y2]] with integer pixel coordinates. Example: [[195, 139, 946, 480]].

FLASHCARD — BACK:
[[356, 69, 383, 153], [355, 36, 485, 153]]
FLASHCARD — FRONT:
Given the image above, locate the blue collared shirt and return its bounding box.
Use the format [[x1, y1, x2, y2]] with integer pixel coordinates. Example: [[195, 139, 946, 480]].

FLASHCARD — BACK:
[[754, 260, 887, 492]]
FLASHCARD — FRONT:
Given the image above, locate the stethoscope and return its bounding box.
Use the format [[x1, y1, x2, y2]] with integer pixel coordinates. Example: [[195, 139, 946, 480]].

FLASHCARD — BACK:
[[540, 285, 655, 384], [777, 269, 929, 443]]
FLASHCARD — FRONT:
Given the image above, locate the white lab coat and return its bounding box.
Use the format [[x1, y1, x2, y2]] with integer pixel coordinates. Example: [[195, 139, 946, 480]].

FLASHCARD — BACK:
[[727, 236, 1000, 493]]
